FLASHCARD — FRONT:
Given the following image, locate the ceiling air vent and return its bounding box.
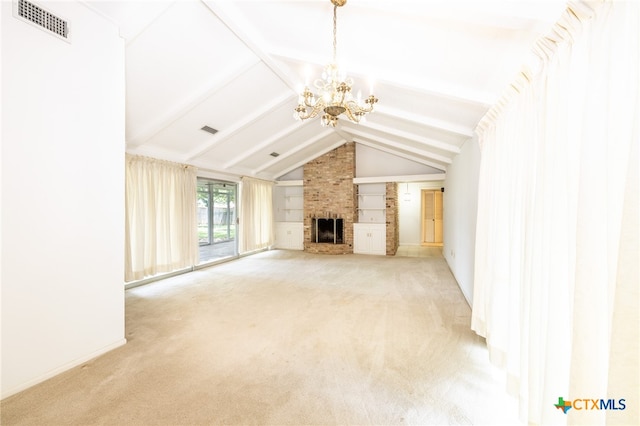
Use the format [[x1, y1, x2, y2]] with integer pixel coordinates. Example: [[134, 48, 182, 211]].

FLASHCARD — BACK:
[[13, 0, 70, 42], [270, 152, 280, 157], [201, 125, 218, 135]]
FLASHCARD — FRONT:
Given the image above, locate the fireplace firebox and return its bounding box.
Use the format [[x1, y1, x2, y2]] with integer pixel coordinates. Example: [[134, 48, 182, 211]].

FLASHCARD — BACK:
[[312, 218, 344, 244]]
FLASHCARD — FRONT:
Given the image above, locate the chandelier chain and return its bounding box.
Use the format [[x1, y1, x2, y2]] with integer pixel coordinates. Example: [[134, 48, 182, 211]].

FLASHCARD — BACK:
[[332, 5, 337, 63]]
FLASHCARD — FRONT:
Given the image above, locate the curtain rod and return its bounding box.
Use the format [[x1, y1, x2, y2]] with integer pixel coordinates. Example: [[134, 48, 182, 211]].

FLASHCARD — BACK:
[[474, 0, 602, 140], [125, 153, 196, 170], [241, 176, 275, 184]]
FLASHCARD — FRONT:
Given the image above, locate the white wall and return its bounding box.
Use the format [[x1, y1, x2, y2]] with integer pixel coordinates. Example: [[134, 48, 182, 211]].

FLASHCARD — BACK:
[[1, 1, 126, 398], [277, 166, 303, 181], [442, 137, 481, 305], [356, 143, 442, 177]]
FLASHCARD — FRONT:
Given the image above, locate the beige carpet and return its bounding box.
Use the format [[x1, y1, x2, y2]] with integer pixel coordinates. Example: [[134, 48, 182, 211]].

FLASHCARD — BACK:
[[1, 250, 518, 425]]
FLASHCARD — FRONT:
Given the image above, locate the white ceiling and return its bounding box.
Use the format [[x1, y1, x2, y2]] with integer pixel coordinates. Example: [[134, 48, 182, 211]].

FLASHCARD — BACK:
[[87, 0, 568, 180]]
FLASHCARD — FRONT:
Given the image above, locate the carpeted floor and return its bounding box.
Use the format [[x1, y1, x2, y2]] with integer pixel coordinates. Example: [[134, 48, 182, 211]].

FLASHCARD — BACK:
[[1, 249, 518, 425]]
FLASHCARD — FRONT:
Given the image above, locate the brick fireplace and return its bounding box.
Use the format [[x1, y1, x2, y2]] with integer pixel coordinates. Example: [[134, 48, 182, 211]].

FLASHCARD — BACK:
[[301, 141, 399, 255], [303, 142, 356, 254]]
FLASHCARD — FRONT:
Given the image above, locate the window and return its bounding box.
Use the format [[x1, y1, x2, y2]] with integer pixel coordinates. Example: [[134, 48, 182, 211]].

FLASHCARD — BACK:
[[197, 179, 237, 262]]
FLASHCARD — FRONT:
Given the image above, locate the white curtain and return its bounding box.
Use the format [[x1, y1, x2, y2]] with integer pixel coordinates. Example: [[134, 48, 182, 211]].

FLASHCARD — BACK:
[[472, 1, 638, 424], [125, 155, 198, 282], [238, 176, 274, 253]]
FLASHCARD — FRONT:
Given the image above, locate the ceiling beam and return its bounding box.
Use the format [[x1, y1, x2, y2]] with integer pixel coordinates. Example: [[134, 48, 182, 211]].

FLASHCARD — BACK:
[[272, 51, 496, 106], [374, 105, 475, 139], [253, 127, 336, 175], [348, 138, 445, 172], [80, 1, 175, 44], [185, 91, 294, 161], [202, 1, 298, 92], [348, 2, 564, 33], [352, 121, 461, 155], [342, 126, 453, 166], [127, 57, 261, 148], [223, 121, 304, 169], [377, 73, 496, 108], [272, 139, 347, 180]]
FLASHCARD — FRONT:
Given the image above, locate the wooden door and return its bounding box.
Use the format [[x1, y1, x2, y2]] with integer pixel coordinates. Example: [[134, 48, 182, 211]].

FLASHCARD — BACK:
[[421, 190, 443, 245], [422, 190, 435, 243], [434, 191, 443, 243]]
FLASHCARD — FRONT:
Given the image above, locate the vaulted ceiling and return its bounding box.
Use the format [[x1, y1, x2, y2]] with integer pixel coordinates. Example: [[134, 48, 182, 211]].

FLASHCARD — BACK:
[[88, 0, 567, 180]]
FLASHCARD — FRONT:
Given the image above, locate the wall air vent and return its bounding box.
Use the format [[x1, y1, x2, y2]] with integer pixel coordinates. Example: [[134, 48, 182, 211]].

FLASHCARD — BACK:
[[201, 125, 218, 135], [13, 0, 70, 42]]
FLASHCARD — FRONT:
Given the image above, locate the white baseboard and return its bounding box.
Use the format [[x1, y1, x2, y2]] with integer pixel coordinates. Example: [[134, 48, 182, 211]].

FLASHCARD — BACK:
[[1, 338, 127, 400]]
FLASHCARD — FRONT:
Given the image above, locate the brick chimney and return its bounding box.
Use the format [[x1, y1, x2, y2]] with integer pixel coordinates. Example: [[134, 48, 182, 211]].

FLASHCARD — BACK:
[[303, 142, 356, 254]]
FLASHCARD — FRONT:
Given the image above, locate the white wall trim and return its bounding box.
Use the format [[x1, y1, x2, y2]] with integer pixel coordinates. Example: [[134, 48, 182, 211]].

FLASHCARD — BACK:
[[275, 180, 303, 186], [354, 174, 446, 184]]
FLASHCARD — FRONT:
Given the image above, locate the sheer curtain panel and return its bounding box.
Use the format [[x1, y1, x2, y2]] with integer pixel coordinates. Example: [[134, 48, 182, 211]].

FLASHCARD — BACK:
[[125, 155, 198, 282], [238, 177, 274, 254], [472, 1, 639, 424]]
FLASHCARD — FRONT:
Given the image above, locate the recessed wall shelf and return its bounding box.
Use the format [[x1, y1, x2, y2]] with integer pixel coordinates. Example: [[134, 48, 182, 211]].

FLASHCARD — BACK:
[[274, 185, 304, 223], [357, 183, 386, 224]]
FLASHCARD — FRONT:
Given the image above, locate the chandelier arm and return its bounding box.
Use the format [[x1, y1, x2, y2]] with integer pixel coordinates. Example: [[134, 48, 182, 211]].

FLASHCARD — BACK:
[[298, 102, 326, 121], [343, 100, 374, 122], [342, 105, 359, 122], [347, 100, 374, 114], [303, 95, 318, 108]]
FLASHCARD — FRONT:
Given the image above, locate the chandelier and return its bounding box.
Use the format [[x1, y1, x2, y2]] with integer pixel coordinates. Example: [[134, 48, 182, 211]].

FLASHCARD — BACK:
[[293, 0, 378, 127]]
